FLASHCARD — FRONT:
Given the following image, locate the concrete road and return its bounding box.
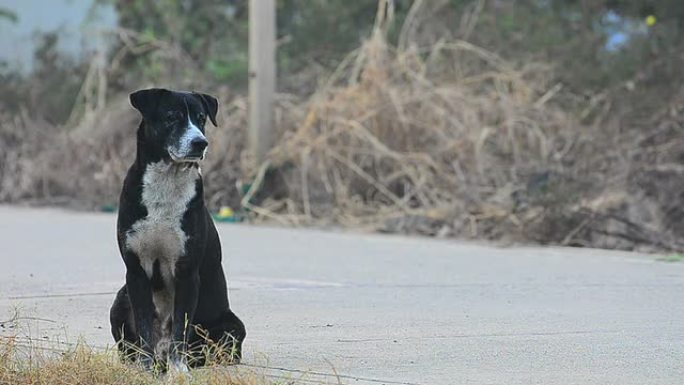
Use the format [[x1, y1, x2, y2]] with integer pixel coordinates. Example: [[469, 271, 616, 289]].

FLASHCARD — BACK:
[[0, 206, 683, 385]]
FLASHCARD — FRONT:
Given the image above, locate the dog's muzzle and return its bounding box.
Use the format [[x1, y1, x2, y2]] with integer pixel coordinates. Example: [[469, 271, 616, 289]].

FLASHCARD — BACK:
[[188, 137, 208, 158], [168, 123, 208, 162]]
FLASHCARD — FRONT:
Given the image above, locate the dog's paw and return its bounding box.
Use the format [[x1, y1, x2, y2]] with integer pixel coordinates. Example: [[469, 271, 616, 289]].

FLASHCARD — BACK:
[[138, 355, 155, 371], [168, 358, 190, 374]]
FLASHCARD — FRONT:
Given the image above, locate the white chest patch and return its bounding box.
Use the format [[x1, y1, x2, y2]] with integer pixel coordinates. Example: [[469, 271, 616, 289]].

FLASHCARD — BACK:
[[124, 161, 199, 324]]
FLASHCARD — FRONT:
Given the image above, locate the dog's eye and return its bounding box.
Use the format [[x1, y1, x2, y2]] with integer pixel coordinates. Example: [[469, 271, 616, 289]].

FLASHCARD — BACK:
[[197, 113, 206, 125], [165, 112, 181, 126]]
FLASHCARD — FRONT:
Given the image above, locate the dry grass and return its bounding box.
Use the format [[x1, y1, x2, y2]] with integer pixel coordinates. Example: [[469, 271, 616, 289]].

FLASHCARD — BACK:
[[1, 0, 681, 251], [264, 30, 576, 235], [0, 338, 261, 385], [0, 312, 334, 385], [0, 329, 355, 385]]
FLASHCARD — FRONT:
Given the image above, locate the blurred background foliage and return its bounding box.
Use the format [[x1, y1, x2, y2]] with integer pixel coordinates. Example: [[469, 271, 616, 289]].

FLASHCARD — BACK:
[[2, 0, 684, 251], [0, 0, 679, 123]]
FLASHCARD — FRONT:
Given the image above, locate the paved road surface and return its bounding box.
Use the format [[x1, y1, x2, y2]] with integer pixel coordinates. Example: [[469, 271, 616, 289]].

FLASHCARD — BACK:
[[1, 206, 683, 385]]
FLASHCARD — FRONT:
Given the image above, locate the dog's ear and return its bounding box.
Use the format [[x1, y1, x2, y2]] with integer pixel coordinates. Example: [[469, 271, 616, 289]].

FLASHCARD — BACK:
[[130, 88, 169, 117], [194, 92, 218, 126]]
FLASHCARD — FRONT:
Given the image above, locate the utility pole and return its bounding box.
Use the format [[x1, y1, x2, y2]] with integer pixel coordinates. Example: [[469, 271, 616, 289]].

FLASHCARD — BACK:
[[248, 0, 276, 167]]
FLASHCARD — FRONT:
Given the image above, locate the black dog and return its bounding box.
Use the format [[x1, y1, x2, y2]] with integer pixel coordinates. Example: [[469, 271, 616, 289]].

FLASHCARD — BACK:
[[109, 88, 245, 372]]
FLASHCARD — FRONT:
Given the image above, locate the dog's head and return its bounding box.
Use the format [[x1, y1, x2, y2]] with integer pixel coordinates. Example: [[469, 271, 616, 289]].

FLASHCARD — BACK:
[[130, 88, 218, 163]]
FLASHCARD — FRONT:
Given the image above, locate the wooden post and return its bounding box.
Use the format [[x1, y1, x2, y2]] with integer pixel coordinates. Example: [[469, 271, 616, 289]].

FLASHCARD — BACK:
[[248, 0, 276, 167]]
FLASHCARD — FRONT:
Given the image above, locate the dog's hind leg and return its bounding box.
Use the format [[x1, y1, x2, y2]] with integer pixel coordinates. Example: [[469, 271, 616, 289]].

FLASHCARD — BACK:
[[213, 309, 246, 362], [110, 285, 140, 362], [187, 310, 246, 367]]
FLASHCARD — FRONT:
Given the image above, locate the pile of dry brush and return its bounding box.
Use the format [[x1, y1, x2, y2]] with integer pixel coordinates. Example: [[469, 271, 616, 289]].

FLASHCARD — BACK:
[[2, 4, 683, 252]]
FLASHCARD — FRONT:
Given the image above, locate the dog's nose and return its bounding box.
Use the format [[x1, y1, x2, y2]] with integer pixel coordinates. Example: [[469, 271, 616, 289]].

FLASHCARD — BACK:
[[190, 137, 208, 153]]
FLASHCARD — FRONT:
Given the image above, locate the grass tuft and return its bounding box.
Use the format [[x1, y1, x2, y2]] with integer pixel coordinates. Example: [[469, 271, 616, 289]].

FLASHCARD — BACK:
[[0, 336, 281, 385], [658, 254, 684, 263]]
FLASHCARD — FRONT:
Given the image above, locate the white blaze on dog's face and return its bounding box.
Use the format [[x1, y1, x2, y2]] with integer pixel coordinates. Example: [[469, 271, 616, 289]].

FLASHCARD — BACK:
[[166, 106, 208, 162], [129, 88, 219, 164]]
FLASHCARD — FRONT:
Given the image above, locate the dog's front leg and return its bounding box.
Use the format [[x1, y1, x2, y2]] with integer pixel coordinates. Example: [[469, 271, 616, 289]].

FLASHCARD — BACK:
[[125, 260, 156, 369], [169, 267, 200, 372]]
